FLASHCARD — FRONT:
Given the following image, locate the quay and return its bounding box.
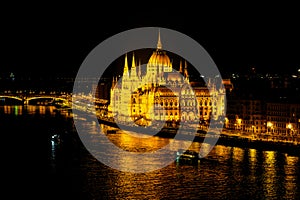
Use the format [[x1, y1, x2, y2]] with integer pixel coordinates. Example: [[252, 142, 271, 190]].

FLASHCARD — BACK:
[[72, 107, 300, 154]]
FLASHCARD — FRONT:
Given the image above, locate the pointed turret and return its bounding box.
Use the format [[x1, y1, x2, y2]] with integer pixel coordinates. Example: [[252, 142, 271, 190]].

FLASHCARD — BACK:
[[179, 60, 183, 73], [111, 76, 116, 89], [184, 60, 189, 80], [123, 54, 129, 77], [132, 52, 136, 68], [115, 77, 118, 88], [131, 53, 137, 77], [157, 29, 162, 50]]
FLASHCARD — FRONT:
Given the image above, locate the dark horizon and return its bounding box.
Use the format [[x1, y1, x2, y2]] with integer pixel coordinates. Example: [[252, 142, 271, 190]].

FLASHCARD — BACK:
[[1, 8, 300, 79]]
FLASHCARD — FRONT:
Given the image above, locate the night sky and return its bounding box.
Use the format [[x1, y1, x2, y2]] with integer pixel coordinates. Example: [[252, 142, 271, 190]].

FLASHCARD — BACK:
[[1, 5, 299, 79]]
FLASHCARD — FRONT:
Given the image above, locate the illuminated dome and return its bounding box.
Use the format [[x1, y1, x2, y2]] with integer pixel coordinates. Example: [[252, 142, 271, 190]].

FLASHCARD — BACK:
[[147, 30, 172, 70], [148, 50, 171, 67]]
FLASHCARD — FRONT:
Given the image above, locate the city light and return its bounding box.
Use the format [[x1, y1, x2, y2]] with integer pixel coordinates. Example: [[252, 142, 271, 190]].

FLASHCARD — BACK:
[[267, 122, 273, 128]]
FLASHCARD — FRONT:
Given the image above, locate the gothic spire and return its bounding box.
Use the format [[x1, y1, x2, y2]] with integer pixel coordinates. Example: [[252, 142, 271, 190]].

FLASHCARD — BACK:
[[131, 53, 137, 77], [123, 54, 129, 77], [184, 60, 189, 79], [132, 52, 136, 68], [157, 29, 162, 50], [179, 60, 183, 73]]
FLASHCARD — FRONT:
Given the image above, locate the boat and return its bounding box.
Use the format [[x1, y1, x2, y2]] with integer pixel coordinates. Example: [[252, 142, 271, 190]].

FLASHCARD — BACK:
[[176, 149, 200, 164]]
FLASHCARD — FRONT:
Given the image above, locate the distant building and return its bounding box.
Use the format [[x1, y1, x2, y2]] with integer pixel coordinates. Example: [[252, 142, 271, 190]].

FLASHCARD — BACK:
[[266, 102, 300, 141], [222, 79, 234, 92], [225, 98, 266, 135], [225, 95, 300, 141]]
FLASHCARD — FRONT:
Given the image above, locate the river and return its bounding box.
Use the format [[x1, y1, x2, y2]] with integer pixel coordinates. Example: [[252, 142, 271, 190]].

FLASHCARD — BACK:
[[2, 105, 299, 199]]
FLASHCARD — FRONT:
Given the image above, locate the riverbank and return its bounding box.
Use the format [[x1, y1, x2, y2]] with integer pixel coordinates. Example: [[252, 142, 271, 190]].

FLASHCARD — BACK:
[[71, 109, 300, 154], [98, 118, 300, 154]]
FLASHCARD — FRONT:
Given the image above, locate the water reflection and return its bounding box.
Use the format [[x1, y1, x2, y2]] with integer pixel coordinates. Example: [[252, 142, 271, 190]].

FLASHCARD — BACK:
[[263, 151, 277, 198], [1, 105, 299, 199], [79, 118, 300, 198], [0, 105, 67, 116], [284, 155, 298, 199]]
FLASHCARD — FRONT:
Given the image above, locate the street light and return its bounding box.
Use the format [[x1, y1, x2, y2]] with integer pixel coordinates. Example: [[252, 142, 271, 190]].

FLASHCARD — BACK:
[[224, 117, 229, 129], [287, 123, 293, 137], [267, 122, 273, 134], [252, 125, 255, 139], [237, 118, 242, 130]]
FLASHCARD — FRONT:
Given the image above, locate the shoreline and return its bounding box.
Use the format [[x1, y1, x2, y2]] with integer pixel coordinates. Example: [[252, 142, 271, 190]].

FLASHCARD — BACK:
[[100, 119, 300, 154], [72, 109, 300, 154]]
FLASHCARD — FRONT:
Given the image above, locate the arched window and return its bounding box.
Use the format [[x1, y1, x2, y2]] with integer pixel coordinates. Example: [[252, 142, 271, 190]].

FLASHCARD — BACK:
[[181, 100, 185, 106]]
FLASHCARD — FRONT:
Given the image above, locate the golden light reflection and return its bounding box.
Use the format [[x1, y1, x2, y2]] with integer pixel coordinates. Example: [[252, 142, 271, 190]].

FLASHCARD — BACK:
[[188, 142, 201, 152], [110, 129, 170, 153], [249, 148, 257, 163], [248, 148, 257, 175], [28, 105, 36, 113], [263, 151, 277, 198], [39, 106, 46, 115], [284, 155, 298, 199], [232, 147, 244, 162], [104, 129, 173, 173], [264, 151, 275, 164], [286, 155, 298, 166], [214, 145, 231, 160], [113, 170, 162, 200], [48, 106, 56, 116], [200, 143, 212, 157], [4, 105, 11, 114]]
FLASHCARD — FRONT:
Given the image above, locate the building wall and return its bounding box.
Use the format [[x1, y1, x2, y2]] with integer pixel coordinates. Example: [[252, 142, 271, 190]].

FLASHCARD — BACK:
[[108, 53, 226, 126], [225, 97, 300, 140]]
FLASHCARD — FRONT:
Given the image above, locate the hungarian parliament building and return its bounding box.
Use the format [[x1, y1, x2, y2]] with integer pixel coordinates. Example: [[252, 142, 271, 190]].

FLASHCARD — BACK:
[[107, 33, 226, 126]]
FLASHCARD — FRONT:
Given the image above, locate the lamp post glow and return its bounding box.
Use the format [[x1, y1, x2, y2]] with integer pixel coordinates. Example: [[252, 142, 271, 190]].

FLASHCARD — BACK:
[[287, 123, 293, 137], [267, 122, 273, 134], [237, 118, 242, 130]]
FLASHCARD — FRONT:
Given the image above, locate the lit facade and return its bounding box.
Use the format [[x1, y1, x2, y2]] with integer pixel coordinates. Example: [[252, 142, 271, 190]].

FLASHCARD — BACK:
[[225, 98, 266, 135], [108, 33, 226, 126], [266, 102, 300, 140], [225, 97, 300, 141]]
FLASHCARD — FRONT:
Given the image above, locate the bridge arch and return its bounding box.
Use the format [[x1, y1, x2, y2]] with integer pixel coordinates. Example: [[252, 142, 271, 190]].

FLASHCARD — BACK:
[[0, 96, 23, 101], [26, 96, 65, 101], [25, 96, 68, 105]]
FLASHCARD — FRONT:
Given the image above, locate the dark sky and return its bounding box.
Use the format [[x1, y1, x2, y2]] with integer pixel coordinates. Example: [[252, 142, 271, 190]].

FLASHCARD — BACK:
[[1, 5, 299, 78]]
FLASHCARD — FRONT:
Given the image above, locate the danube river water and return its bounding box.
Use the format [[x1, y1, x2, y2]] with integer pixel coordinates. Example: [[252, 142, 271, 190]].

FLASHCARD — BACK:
[[2, 105, 300, 199]]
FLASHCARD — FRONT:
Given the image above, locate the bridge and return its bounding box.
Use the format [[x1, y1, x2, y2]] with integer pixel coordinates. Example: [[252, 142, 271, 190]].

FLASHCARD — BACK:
[[0, 94, 71, 105], [0, 93, 110, 108]]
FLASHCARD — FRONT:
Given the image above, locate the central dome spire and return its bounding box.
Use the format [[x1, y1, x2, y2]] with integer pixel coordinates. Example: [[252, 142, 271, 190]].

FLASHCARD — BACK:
[[147, 29, 172, 74], [157, 29, 162, 50]]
